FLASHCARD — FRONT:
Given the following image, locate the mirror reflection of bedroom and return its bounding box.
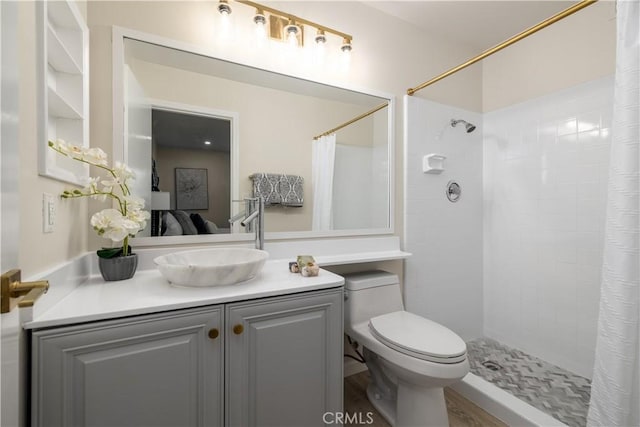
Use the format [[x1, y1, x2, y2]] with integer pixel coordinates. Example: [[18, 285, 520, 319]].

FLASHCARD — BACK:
[[151, 108, 231, 237]]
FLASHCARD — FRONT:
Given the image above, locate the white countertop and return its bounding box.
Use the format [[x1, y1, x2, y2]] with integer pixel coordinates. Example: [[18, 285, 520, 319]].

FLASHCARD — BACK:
[[24, 236, 410, 330], [314, 250, 410, 266], [25, 260, 344, 330]]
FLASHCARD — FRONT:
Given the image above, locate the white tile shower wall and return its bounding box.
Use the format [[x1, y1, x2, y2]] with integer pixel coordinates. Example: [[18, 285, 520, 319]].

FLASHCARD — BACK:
[[483, 76, 614, 379], [404, 96, 484, 341]]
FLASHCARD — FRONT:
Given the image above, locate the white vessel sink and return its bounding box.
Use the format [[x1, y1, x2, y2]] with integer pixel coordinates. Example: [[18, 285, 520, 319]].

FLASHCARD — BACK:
[[154, 248, 269, 287]]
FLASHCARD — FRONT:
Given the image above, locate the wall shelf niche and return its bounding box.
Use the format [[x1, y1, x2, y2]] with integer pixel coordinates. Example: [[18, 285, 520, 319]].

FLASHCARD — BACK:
[[37, 0, 89, 185]]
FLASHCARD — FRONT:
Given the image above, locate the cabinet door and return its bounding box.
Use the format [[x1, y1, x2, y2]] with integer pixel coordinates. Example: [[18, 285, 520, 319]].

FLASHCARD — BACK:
[[226, 288, 343, 427], [32, 307, 224, 427]]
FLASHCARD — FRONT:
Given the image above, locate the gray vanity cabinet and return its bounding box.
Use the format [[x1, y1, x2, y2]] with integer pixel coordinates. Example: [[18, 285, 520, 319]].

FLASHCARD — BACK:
[[31, 306, 224, 427], [31, 287, 343, 427], [226, 288, 343, 427]]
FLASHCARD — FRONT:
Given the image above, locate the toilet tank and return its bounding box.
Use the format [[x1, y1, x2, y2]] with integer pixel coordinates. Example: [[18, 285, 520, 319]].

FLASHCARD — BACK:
[[343, 270, 405, 329]]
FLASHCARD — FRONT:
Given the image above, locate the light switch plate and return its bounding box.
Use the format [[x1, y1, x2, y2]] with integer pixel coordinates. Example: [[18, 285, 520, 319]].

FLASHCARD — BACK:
[[43, 193, 56, 233]]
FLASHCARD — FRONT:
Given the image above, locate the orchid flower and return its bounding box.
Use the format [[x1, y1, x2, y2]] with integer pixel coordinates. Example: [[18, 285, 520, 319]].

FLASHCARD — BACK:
[[49, 139, 150, 257]]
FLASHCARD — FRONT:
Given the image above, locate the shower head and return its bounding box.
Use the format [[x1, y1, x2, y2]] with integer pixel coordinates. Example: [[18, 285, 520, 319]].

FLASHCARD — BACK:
[[451, 119, 476, 133]]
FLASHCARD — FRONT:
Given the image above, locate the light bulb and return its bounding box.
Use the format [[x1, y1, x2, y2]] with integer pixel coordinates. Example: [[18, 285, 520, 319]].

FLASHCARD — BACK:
[[314, 30, 326, 45], [254, 10, 266, 40], [217, 0, 231, 15], [285, 22, 300, 47], [341, 38, 352, 53], [340, 39, 352, 71], [255, 22, 266, 39], [287, 31, 298, 46], [313, 30, 326, 64], [217, 0, 232, 40], [315, 41, 325, 61], [219, 13, 231, 39]]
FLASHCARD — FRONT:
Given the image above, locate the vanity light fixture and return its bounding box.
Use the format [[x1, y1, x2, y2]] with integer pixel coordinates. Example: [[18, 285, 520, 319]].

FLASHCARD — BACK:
[[340, 37, 352, 52], [315, 29, 326, 45], [314, 29, 327, 62], [253, 8, 267, 39], [217, 0, 232, 15], [217, 0, 233, 39], [234, 0, 353, 54], [284, 19, 301, 46], [204, 140, 212, 145], [340, 37, 352, 66], [253, 8, 266, 24]]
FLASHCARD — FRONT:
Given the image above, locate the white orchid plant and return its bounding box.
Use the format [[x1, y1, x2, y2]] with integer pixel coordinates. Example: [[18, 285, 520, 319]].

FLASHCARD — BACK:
[[49, 139, 150, 259]]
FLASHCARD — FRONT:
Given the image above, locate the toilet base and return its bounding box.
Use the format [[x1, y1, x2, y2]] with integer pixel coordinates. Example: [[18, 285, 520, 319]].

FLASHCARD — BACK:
[[364, 348, 398, 425], [366, 382, 397, 425], [396, 381, 448, 427], [364, 348, 450, 427], [366, 381, 449, 427]]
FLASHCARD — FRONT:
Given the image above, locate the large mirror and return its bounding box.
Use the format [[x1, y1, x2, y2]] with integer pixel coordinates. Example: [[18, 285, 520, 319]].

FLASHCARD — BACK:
[[117, 33, 393, 243]]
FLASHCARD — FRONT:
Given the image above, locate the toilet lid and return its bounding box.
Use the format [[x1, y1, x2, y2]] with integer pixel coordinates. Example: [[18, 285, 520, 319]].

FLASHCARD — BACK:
[[369, 311, 467, 364]]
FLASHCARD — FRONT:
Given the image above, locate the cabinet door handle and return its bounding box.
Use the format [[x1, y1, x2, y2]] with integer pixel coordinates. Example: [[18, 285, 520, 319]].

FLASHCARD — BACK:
[[208, 328, 219, 340], [233, 324, 244, 335]]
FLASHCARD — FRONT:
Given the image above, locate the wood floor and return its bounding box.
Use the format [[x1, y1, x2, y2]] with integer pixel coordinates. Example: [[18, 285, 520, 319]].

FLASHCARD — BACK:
[[344, 371, 508, 427]]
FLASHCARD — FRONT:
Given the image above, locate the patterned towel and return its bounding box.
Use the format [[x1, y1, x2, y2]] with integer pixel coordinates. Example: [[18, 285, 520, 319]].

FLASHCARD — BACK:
[[279, 175, 304, 207], [250, 173, 281, 206], [250, 173, 303, 207]]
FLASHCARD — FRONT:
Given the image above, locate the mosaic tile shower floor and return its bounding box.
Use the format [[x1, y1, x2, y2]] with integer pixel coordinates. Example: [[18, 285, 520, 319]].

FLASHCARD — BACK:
[[466, 338, 591, 427]]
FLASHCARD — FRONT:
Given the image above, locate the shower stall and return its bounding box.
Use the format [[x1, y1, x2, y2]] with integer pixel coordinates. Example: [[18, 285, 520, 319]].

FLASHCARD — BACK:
[[403, 75, 615, 426]]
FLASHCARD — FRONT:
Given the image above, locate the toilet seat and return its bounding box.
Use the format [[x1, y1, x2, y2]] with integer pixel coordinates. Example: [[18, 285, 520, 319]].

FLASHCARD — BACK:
[[369, 311, 467, 364]]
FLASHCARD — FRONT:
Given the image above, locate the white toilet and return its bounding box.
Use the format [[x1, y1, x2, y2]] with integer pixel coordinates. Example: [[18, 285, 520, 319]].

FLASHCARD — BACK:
[[343, 270, 469, 427]]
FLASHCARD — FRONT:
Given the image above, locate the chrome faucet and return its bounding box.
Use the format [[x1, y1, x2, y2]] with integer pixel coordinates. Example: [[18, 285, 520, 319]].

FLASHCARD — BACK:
[[229, 197, 264, 250]]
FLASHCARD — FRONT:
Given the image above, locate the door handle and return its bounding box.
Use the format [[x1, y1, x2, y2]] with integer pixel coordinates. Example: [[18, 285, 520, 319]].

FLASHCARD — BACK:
[[1, 269, 49, 314]]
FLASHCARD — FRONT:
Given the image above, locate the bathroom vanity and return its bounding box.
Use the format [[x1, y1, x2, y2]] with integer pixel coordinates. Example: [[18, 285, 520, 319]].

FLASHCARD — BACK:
[[26, 261, 344, 426]]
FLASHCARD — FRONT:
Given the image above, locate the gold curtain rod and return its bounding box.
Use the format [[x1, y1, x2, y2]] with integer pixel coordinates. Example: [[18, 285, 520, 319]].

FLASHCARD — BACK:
[[313, 103, 388, 140], [237, 0, 353, 41], [407, 0, 598, 96]]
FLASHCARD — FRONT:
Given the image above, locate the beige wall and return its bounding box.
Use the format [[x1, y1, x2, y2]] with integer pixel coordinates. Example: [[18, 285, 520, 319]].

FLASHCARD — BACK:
[[155, 147, 230, 227], [482, 2, 616, 112], [18, 1, 88, 278]]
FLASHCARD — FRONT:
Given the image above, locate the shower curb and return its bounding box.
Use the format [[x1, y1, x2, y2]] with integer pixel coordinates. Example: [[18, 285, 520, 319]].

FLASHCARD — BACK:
[[451, 373, 568, 427]]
